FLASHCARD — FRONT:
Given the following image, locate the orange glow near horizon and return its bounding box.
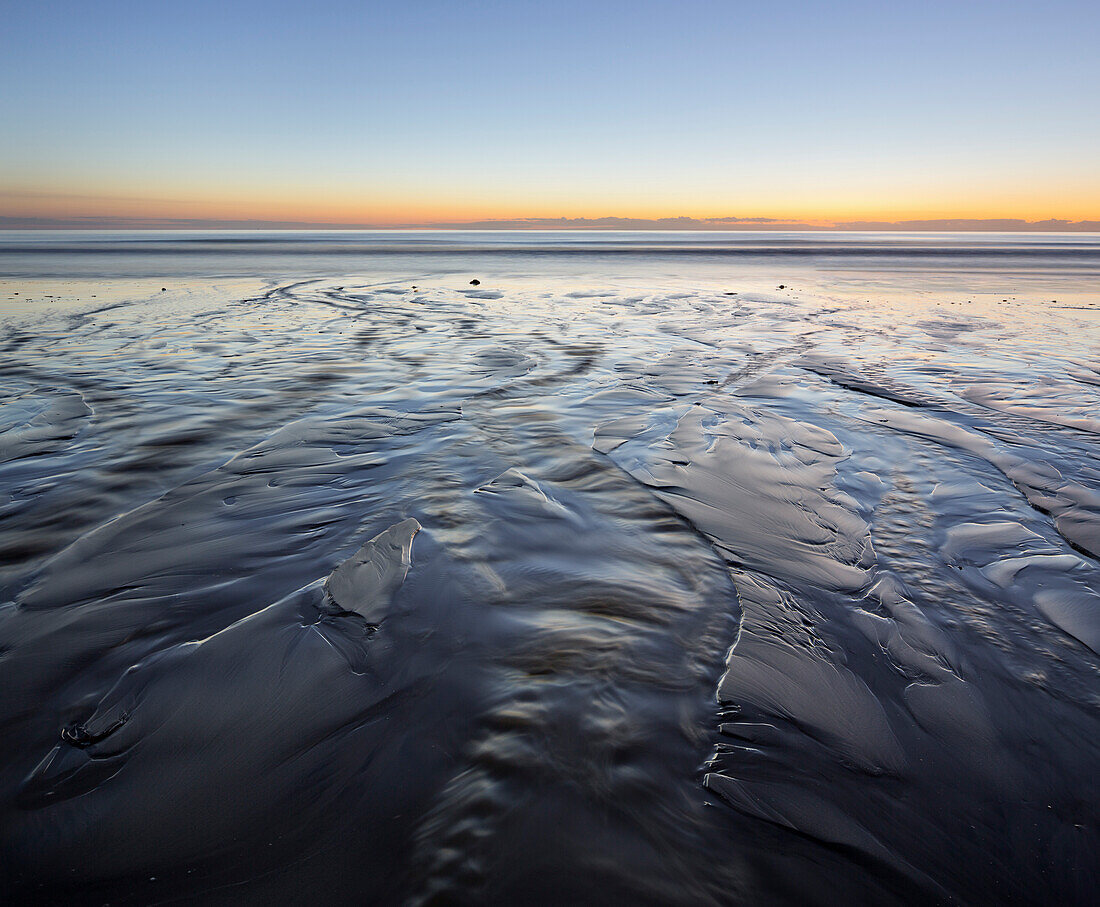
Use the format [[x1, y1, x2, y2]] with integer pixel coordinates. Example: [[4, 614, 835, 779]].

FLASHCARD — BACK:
[[4, 181, 1099, 228]]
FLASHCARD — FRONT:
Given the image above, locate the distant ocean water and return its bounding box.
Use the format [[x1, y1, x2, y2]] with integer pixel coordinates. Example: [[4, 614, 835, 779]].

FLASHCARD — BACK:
[[1, 231, 1098, 904], [3, 228, 1100, 273]]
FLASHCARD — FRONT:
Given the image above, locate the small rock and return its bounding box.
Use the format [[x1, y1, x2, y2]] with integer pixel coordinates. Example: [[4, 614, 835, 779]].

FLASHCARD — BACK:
[[469, 279, 481, 286]]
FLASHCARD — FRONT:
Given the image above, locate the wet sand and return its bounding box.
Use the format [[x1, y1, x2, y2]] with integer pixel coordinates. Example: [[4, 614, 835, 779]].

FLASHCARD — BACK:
[[1, 232, 1099, 904]]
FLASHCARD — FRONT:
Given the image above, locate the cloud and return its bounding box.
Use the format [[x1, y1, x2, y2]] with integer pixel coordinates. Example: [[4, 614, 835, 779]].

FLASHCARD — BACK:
[[836, 218, 1100, 232], [0, 215, 372, 230], [427, 216, 788, 229], [1, 214, 1097, 232]]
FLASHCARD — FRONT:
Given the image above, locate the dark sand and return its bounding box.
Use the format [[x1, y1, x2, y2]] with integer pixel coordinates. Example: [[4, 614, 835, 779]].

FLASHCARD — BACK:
[[1, 231, 1099, 904]]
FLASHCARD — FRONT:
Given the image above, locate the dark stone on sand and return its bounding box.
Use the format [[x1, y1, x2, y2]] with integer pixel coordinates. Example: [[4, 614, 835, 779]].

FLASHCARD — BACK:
[[469, 279, 481, 286], [161, 288, 166, 291], [777, 284, 786, 289]]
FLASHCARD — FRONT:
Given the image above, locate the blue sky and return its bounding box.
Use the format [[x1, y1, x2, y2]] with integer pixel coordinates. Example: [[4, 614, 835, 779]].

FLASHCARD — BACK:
[[2, 0, 1098, 224]]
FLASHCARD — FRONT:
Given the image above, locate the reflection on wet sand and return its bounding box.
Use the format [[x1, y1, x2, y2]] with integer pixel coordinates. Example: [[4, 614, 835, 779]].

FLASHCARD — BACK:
[[1, 260, 1098, 904]]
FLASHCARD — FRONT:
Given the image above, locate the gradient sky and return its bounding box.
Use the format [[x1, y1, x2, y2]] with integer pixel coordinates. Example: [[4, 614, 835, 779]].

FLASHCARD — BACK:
[[2, 0, 1098, 226]]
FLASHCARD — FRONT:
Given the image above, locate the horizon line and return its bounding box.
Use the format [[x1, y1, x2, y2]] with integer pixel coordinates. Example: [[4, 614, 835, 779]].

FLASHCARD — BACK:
[[3, 215, 1100, 233]]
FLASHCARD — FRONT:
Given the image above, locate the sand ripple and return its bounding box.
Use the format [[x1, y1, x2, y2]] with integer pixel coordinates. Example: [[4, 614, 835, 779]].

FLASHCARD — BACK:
[[1, 274, 1098, 904]]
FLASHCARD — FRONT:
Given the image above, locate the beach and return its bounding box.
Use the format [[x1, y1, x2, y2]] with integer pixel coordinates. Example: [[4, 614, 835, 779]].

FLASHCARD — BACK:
[[1, 230, 1098, 904]]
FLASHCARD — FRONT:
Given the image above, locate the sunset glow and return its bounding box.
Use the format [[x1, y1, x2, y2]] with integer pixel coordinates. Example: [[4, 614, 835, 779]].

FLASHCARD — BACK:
[[3, 0, 1099, 229]]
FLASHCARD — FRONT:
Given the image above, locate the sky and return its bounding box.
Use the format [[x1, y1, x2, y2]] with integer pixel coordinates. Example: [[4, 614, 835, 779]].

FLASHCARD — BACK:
[[1, 0, 1098, 229]]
